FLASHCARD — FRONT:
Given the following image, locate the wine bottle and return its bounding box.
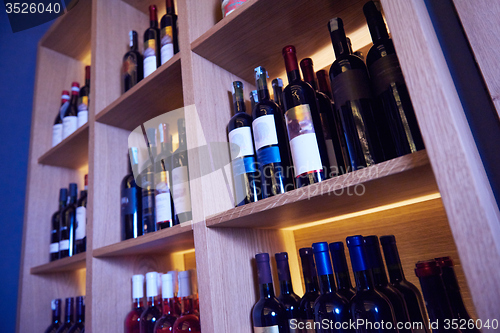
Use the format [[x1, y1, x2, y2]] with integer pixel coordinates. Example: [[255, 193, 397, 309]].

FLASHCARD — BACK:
[[250, 89, 259, 112], [168, 270, 182, 316], [122, 148, 143, 240], [60, 183, 77, 258], [346, 235, 397, 333], [328, 242, 355, 300], [75, 175, 87, 254], [253, 66, 293, 198], [56, 297, 74, 333], [379, 235, 428, 332], [227, 81, 261, 206], [435, 256, 479, 332], [67, 296, 84, 333], [62, 82, 79, 139], [160, 0, 179, 65], [252, 253, 288, 332], [144, 5, 161, 77], [44, 299, 62, 333], [125, 274, 145, 333], [311, 242, 350, 333], [328, 18, 382, 170], [272, 78, 284, 111], [363, 1, 424, 157], [172, 118, 193, 223], [275, 252, 301, 330], [282, 45, 329, 187], [50, 188, 68, 261], [142, 128, 157, 234], [123, 30, 144, 93], [300, 58, 341, 177], [52, 91, 70, 147], [154, 272, 178, 332], [172, 271, 201, 333], [298, 247, 320, 332], [415, 260, 459, 333], [316, 70, 350, 174], [141, 272, 163, 333], [77, 66, 90, 128], [363, 236, 411, 333], [155, 124, 176, 229]]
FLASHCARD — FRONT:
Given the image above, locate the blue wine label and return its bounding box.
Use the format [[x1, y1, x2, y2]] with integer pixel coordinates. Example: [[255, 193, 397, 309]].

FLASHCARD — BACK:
[[229, 126, 255, 159], [257, 146, 281, 166], [253, 326, 279, 333], [232, 156, 257, 176], [252, 115, 278, 150]]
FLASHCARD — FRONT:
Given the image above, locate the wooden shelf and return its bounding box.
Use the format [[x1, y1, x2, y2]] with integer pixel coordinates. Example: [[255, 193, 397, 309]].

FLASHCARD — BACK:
[[191, 0, 368, 84], [95, 54, 183, 131], [206, 150, 438, 229], [39, 0, 92, 62], [30, 253, 86, 275], [93, 223, 194, 257], [38, 123, 89, 169]]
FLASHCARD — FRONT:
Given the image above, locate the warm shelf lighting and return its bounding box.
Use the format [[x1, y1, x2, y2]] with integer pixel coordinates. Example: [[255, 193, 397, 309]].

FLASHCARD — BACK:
[[283, 193, 442, 231]]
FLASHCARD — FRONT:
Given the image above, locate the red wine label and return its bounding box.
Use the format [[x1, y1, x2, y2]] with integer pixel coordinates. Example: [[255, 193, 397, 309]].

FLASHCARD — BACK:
[[252, 115, 278, 150], [75, 207, 86, 240], [161, 26, 174, 65], [49, 242, 59, 254], [62, 116, 78, 139], [229, 126, 254, 159], [285, 105, 323, 177], [155, 183, 172, 223], [52, 124, 63, 147], [144, 39, 157, 77], [172, 166, 192, 215], [222, 0, 246, 17], [253, 326, 279, 333]]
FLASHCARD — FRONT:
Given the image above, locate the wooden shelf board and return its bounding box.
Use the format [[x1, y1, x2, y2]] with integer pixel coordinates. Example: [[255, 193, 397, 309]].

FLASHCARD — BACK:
[[95, 54, 183, 131], [39, 0, 92, 62], [206, 150, 439, 229], [38, 123, 89, 169], [191, 0, 368, 84], [93, 223, 194, 257], [30, 252, 86, 275]]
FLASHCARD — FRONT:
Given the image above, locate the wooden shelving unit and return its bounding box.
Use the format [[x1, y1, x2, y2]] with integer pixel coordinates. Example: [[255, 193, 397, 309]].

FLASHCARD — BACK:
[[17, 0, 500, 332]]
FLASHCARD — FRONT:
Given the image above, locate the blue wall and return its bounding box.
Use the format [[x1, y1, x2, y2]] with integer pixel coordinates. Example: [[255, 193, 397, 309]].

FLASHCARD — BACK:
[[0, 9, 51, 333]]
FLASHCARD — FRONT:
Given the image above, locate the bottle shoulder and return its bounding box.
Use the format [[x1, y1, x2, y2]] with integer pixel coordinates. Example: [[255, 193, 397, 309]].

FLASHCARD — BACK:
[[253, 100, 280, 119], [141, 305, 162, 319], [366, 38, 396, 68], [329, 55, 369, 78], [228, 112, 253, 131]]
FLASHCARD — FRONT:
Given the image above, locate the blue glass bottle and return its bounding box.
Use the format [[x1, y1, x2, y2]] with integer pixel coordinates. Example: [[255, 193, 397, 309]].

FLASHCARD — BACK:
[[346, 236, 397, 333], [328, 242, 355, 301], [312, 242, 350, 333], [298, 248, 320, 332], [252, 253, 289, 332]]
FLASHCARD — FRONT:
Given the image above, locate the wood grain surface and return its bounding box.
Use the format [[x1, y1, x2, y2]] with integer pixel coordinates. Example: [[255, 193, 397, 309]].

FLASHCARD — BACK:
[[31, 253, 86, 275]]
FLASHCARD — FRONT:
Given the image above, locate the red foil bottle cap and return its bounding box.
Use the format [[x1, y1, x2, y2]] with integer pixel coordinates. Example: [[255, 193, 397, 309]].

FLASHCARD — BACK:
[[435, 256, 454, 267], [62, 90, 70, 96], [415, 260, 441, 277], [72, 82, 80, 87], [282, 45, 299, 73], [149, 5, 158, 21], [299, 58, 315, 83], [84, 174, 88, 186], [85, 66, 90, 79]]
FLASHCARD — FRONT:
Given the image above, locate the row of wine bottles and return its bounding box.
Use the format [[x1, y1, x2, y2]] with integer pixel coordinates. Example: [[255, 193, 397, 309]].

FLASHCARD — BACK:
[[52, 66, 90, 147], [125, 270, 200, 333], [122, 0, 179, 93], [227, 1, 424, 206], [252, 235, 476, 333], [44, 296, 85, 333], [49, 176, 87, 261], [121, 118, 192, 240]]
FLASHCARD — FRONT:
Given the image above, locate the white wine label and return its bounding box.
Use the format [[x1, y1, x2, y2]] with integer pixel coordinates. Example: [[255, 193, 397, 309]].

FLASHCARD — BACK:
[[77, 110, 88, 128], [75, 206, 86, 240], [62, 116, 78, 139], [59, 239, 69, 251], [252, 115, 278, 151], [144, 56, 157, 78], [229, 126, 254, 159], [253, 326, 279, 333], [325, 139, 338, 170], [161, 43, 174, 65], [172, 166, 192, 214], [52, 124, 63, 147], [155, 192, 172, 222], [49, 242, 59, 254], [285, 104, 322, 177]]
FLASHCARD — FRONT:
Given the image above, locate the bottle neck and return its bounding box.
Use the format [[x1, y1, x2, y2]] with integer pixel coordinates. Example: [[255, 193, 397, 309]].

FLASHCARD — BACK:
[[286, 69, 301, 84], [70, 92, 79, 105], [162, 297, 175, 315], [272, 84, 283, 106], [335, 270, 353, 291], [259, 282, 275, 299], [279, 279, 295, 295], [150, 18, 158, 28], [318, 274, 336, 295], [354, 269, 376, 291], [304, 276, 319, 294], [371, 266, 389, 287], [147, 296, 158, 307], [68, 194, 77, 205], [178, 131, 186, 148], [166, 0, 175, 15], [233, 98, 246, 114], [330, 30, 350, 58], [387, 263, 405, 283], [257, 86, 270, 102], [52, 309, 61, 324], [76, 305, 84, 323], [133, 298, 143, 309], [180, 296, 194, 315], [59, 199, 67, 210], [365, 5, 390, 43]]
